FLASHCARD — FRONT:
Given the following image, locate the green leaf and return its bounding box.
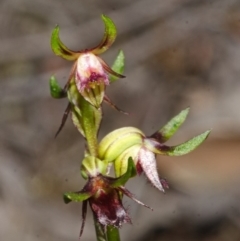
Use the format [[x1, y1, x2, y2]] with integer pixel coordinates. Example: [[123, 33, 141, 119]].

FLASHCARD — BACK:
[[166, 130, 211, 156], [151, 108, 190, 143], [109, 50, 125, 83], [51, 25, 80, 60], [111, 157, 136, 188], [91, 15, 117, 55], [63, 192, 92, 204], [49, 75, 67, 98]]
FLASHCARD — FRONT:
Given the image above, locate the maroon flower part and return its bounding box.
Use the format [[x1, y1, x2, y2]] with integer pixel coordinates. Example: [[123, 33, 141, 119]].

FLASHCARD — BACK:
[[64, 157, 151, 238], [75, 53, 109, 91], [115, 144, 168, 193], [87, 175, 131, 227]]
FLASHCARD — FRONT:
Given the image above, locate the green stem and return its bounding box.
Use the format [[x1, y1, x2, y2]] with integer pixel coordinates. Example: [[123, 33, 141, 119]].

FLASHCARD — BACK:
[[80, 98, 101, 156], [106, 226, 121, 241], [93, 216, 107, 241]]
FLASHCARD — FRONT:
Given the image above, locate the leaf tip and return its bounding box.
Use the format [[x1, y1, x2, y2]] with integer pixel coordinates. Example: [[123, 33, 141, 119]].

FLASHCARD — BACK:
[[63, 193, 72, 204]]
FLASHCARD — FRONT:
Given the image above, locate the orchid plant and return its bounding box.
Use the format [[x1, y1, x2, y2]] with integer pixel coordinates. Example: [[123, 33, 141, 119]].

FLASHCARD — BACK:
[[49, 15, 210, 241]]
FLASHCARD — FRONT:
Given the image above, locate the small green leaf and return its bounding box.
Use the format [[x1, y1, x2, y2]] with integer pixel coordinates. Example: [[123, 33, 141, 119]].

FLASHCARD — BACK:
[[91, 15, 117, 55], [63, 192, 92, 204], [166, 130, 211, 156], [51, 25, 80, 60], [111, 157, 136, 188], [110, 50, 125, 83], [49, 75, 67, 98], [151, 108, 190, 143]]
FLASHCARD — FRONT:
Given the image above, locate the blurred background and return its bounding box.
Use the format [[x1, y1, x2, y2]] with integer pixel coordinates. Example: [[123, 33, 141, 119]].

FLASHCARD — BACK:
[[1, 0, 240, 240]]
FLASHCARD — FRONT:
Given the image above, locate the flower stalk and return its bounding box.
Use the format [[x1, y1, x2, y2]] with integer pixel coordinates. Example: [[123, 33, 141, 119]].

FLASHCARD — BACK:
[[49, 14, 211, 241]]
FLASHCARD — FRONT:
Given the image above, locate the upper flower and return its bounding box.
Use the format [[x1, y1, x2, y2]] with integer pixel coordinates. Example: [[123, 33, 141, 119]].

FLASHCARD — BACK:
[[75, 53, 108, 91], [50, 15, 125, 108]]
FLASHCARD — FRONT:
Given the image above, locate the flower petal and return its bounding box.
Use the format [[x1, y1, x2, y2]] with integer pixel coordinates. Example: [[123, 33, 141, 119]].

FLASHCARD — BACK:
[[119, 186, 153, 210], [63, 191, 92, 204], [55, 103, 71, 138], [91, 15, 117, 55], [104, 95, 129, 115], [151, 108, 190, 143], [163, 130, 211, 156], [89, 189, 131, 227], [79, 201, 88, 238], [139, 148, 165, 192], [80, 82, 105, 108], [51, 25, 80, 60], [98, 57, 125, 79], [109, 50, 125, 83]]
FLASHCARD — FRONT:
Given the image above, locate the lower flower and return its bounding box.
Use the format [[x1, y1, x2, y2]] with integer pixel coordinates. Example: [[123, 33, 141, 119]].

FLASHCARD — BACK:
[[63, 157, 151, 238], [88, 175, 131, 227]]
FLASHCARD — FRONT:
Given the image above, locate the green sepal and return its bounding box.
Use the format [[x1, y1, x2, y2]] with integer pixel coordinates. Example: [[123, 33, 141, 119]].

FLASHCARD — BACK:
[[151, 108, 190, 143], [164, 130, 211, 156], [111, 157, 136, 188], [81, 156, 108, 179], [63, 191, 92, 204], [51, 25, 80, 60], [91, 15, 117, 55], [80, 82, 105, 108], [109, 50, 125, 83], [49, 75, 67, 98]]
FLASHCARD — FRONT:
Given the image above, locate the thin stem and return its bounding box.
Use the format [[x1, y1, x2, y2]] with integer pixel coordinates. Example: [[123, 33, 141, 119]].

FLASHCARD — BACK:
[[80, 97, 121, 241], [106, 226, 121, 241], [80, 98, 101, 156], [93, 216, 107, 241]]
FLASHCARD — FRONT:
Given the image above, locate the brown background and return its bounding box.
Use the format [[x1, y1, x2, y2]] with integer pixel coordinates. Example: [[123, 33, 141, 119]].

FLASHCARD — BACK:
[[1, 0, 240, 240]]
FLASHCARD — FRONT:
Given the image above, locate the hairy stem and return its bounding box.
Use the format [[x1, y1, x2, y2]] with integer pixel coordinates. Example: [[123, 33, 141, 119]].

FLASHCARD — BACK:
[[93, 216, 107, 241], [80, 99, 101, 156]]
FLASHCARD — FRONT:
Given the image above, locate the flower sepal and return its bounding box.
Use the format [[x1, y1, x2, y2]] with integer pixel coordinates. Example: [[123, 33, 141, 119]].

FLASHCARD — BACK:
[[63, 191, 92, 204], [162, 130, 211, 156], [51, 26, 80, 61], [150, 107, 190, 142], [91, 14, 117, 55], [109, 50, 125, 83]]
